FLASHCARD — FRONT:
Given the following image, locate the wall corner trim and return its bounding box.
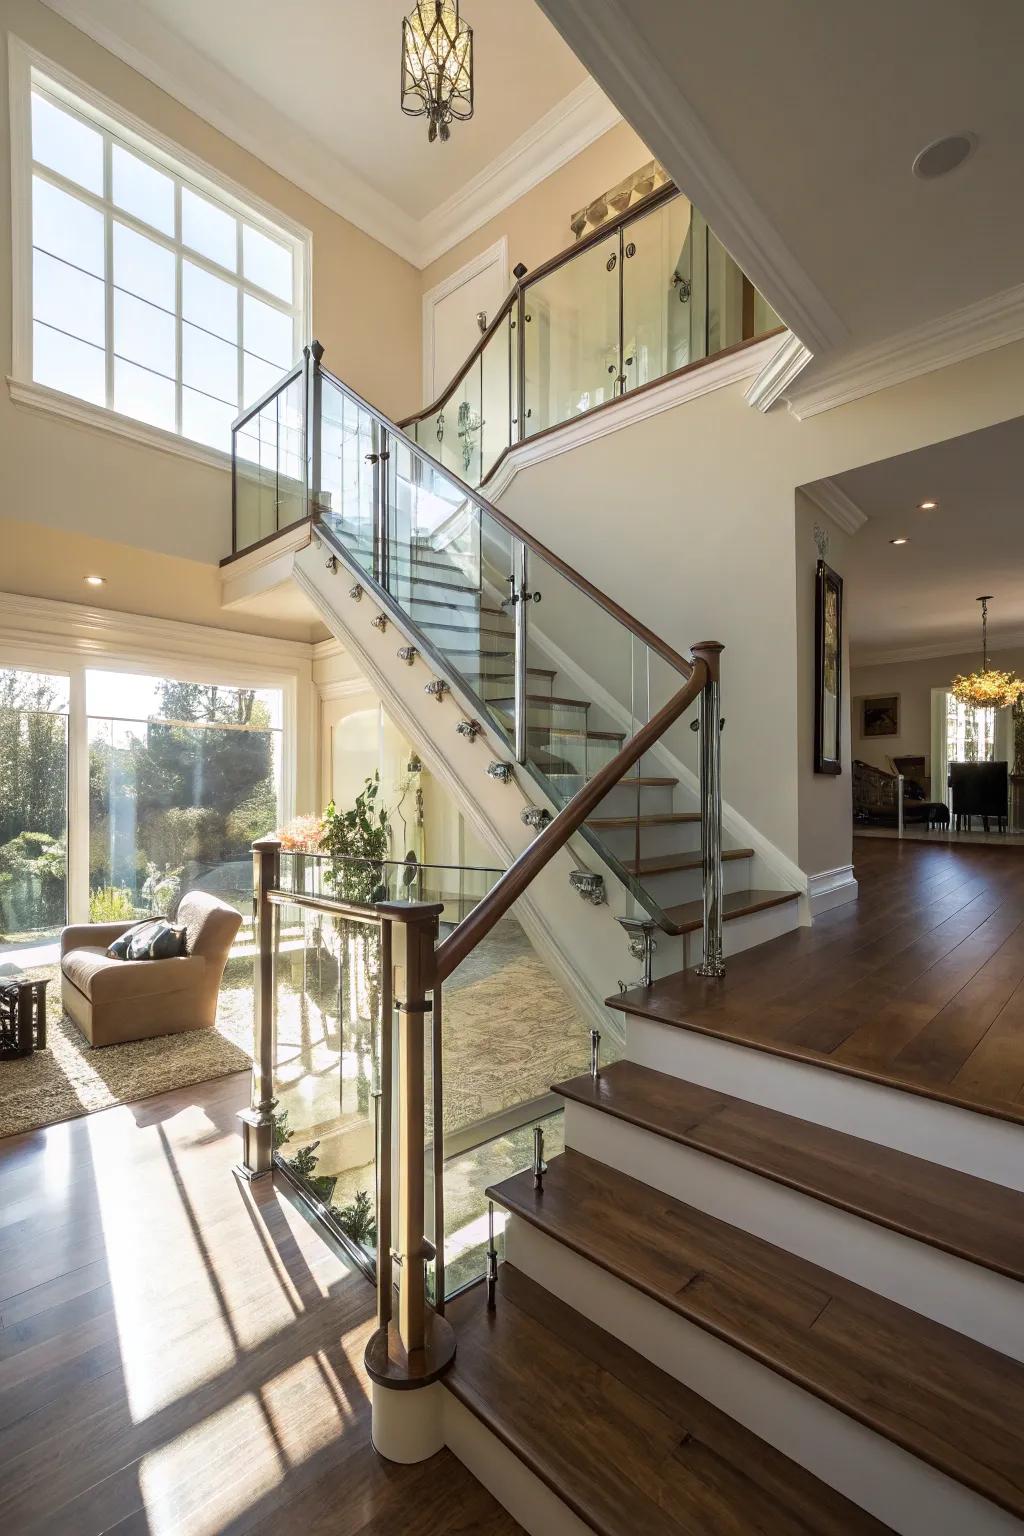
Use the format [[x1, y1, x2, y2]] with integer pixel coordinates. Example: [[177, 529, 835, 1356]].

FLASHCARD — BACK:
[[807, 865, 858, 916], [744, 332, 813, 412], [801, 478, 867, 537]]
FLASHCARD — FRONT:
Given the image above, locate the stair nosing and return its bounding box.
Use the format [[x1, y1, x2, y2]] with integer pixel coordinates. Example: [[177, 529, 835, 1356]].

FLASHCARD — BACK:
[[551, 1060, 1024, 1284]]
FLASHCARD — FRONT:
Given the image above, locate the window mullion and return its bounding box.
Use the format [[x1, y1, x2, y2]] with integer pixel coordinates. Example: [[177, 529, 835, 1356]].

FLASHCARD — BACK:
[[236, 218, 244, 414], [175, 180, 183, 436], [103, 133, 113, 410]]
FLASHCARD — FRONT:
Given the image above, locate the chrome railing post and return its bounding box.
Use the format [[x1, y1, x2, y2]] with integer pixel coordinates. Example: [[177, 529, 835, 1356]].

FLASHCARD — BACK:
[[513, 541, 529, 764], [897, 773, 905, 839], [235, 835, 281, 1180], [306, 338, 324, 516], [693, 643, 725, 979]]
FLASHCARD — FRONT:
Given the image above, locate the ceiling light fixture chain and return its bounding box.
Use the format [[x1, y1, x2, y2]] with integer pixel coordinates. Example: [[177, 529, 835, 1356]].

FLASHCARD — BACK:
[[401, 1, 474, 144]]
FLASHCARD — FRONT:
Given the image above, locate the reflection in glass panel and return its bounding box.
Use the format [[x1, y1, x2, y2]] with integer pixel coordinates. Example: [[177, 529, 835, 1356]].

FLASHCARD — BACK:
[[114, 288, 176, 376], [272, 904, 381, 1266], [182, 387, 236, 452], [523, 231, 619, 434], [243, 293, 293, 368], [243, 224, 292, 302], [113, 222, 175, 310], [479, 313, 511, 481], [0, 668, 69, 945], [86, 672, 281, 927], [111, 144, 175, 236], [621, 195, 692, 390], [182, 323, 238, 405], [243, 352, 283, 410], [33, 249, 105, 348], [33, 321, 105, 405], [31, 93, 103, 194], [318, 379, 377, 557], [181, 186, 237, 272], [182, 260, 238, 344], [33, 176, 104, 276], [113, 357, 175, 431]]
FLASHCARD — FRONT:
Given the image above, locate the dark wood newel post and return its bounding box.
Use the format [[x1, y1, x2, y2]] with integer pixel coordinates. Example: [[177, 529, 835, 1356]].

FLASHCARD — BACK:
[[365, 901, 456, 1407], [691, 642, 726, 979], [236, 835, 281, 1181]]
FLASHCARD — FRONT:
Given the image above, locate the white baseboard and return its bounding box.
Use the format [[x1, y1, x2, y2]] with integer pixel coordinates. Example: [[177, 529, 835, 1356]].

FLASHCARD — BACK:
[[807, 864, 858, 915], [627, 1016, 1024, 1190], [505, 1218, 1020, 1536], [564, 1099, 1024, 1359]]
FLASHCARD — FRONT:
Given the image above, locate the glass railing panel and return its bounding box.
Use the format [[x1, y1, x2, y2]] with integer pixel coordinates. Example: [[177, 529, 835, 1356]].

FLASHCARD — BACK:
[[621, 194, 693, 389], [276, 370, 306, 529], [271, 901, 382, 1270], [232, 369, 306, 550], [522, 228, 620, 435], [318, 373, 378, 563], [480, 311, 512, 480], [277, 851, 503, 925]]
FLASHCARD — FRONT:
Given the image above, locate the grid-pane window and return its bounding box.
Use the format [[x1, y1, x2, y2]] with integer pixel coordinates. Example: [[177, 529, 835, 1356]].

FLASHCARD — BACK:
[[945, 693, 997, 765], [28, 82, 305, 452]]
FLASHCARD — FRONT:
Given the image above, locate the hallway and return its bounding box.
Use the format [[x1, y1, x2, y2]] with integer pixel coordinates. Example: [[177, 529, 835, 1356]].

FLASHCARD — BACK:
[[0, 1071, 520, 1536], [615, 837, 1024, 1122]]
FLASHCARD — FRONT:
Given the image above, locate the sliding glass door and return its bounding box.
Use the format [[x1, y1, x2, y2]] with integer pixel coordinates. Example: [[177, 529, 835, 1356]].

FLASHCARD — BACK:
[[0, 669, 69, 949]]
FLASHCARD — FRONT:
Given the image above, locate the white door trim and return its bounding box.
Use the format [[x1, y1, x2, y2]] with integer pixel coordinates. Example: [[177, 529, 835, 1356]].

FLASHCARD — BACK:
[[421, 237, 509, 406]]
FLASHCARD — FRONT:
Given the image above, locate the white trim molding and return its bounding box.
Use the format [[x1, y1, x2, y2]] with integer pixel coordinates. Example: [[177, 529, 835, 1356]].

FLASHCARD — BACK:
[[532, 0, 848, 356], [801, 477, 867, 537], [36, 1, 622, 270], [784, 281, 1024, 420], [7, 378, 233, 474], [486, 334, 781, 502], [807, 865, 858, 917], [851, 629, 1024, 669], [744, 332, 813, 412], [421, 238, 509, 406]]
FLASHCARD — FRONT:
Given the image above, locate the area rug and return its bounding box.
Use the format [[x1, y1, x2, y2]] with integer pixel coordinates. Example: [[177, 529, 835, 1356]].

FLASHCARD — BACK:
[[0, 955, 256, 1140]]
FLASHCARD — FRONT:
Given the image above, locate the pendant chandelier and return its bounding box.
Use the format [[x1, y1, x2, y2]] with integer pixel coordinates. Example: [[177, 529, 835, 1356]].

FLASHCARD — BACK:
[[950, 595, 1024, 710], [401, 2, 474, 144]]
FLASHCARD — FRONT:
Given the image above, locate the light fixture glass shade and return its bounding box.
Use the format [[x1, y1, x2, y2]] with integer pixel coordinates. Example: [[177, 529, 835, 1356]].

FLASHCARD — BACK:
[[401, 1, 474, 143]]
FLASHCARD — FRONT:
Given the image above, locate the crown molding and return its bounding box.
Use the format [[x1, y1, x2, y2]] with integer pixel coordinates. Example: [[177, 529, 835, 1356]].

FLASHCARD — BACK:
[[851, 631, 1024, 668], [801, 477, 868, 537], [533, 0, 848, 356], [785, 281, 1024, 420], [38, 0, 620, 270], [744, 332, 813, 412], [416, 79, 621, 269]]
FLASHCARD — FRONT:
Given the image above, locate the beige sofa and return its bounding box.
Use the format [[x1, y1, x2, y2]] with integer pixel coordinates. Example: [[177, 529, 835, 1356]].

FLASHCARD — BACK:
[[60, 891, 242, 1047]]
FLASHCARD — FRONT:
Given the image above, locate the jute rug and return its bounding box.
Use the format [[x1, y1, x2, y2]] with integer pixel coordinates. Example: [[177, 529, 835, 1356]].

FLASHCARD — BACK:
[[0, 956, 255, 1140]]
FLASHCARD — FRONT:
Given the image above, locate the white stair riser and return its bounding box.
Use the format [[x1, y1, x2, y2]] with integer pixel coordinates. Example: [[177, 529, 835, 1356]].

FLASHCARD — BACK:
[[587, 820, 704, 860], [505, 1218, 1021, 1536], [592, 781, 678, 818], [442, 1390, 592, 1536], [564, 1099, 1024, 1359], [639, 856, 754, 907], [679, 897, 800, 970], [626, 1015, 1024, 1191]]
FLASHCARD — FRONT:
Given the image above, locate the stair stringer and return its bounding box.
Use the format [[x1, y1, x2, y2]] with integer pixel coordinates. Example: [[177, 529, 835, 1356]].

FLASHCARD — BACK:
[[295, 545, 643, 1040]]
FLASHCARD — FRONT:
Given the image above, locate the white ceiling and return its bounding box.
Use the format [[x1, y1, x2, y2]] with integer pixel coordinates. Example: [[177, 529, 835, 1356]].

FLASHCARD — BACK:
[[820, 415, 1024, 660], [535, 0, 1024, 374], [41, 0, 618, 265]]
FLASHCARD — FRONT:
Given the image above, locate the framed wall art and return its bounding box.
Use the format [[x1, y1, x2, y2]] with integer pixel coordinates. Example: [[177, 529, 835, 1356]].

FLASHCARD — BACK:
[[814, 560, 843, 774]]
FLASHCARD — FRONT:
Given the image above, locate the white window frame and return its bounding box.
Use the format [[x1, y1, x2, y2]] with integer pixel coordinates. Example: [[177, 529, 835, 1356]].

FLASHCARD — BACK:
[[7, 36, 312, 470]]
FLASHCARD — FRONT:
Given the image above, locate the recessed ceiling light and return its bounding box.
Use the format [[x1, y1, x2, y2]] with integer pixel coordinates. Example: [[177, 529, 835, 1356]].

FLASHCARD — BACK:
[[84, 575, 106, 586], [890, 537, 909, 546], [918, 500, 937, 510], [912, 132, 976, 180]]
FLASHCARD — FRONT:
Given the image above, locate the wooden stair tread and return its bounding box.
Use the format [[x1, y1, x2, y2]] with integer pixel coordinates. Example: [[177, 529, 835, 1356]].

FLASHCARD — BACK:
[[624, 849, 754, 876], [445, 1264, 888, 1536], [586, 813, 700, 829], [490, 693, 591, 709], [488, 1150, 1024, 1520], [655, 887, 798, 935], [411, 597, 505, 617], [552, 1060, 1024, 1283]]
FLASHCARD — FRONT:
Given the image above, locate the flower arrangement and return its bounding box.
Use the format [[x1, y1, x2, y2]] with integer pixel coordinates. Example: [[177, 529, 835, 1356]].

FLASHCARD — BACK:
[[275, 814, 324, 852], [949, 670, 1024, 711]]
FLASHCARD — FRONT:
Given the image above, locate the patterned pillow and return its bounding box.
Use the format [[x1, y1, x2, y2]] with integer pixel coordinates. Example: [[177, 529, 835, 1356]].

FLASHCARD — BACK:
[[126, 920, 188, 961], [106, 921, 153, 960]]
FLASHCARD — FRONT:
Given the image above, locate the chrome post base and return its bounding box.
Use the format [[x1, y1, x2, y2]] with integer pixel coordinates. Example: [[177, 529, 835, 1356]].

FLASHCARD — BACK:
[[533, 1126, 548, 1192], [485, 1200, 498, 1310], [590, 1028, 601, 1079]]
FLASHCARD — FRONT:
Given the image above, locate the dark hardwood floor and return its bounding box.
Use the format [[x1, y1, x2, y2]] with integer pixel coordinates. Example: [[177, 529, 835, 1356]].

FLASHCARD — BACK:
[[611, 837, 1024, 1123], [0, 1072, 522, 1536]]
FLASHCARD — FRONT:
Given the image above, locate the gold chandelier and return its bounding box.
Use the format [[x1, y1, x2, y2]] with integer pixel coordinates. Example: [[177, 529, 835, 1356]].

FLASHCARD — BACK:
[[401, 2, 474, 144], [950, 595, 1024, 710]]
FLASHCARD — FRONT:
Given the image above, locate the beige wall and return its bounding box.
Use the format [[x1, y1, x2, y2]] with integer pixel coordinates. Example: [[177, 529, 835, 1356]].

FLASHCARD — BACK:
[[0, 0, 422, 593], [851, 644, 1024, 792], [795, 490, 852, 877], [494, 336, 1024, 874], [420, 120, 653, 297]]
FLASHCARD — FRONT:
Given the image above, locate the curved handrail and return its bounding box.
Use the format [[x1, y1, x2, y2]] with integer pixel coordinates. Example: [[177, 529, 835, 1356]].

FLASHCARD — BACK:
[[433, 656, 710, 983], [318, 360, 692, 678], [402, 180, 680, 430]]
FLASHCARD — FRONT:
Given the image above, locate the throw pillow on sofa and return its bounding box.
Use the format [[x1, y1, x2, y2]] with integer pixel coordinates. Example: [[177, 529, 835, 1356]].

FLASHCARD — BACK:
[[106, 920, 154, 959], [127, 920, 188, 960]]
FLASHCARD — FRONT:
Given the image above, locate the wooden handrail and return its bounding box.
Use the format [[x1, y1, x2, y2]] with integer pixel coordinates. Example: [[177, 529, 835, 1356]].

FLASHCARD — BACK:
[[401, 180, 680, 429], [317, 364, 693, 677], [433, 658, 709, 985]]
